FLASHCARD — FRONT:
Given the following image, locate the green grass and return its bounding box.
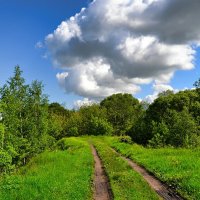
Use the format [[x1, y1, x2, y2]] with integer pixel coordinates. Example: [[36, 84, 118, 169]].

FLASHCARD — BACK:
[[0, 138, 93, 200], [104, 136, 200, 200], [2, 136, 197, 200], [91, 138, 160, 200]]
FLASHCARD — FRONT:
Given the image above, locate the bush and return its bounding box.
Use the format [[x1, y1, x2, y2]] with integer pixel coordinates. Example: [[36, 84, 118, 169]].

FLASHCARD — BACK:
[[89, 116, 113, 136], [68, 127, 79, 136], [148, 109, 200, 148], [118, 136, 133, 144], [148, 121, 169, 148], [56, 138, 86, 150], [0, 150, 12, 173], [56, 138, 68, 150], [0, 124, 5, 149], [166, 109, 200, 148]]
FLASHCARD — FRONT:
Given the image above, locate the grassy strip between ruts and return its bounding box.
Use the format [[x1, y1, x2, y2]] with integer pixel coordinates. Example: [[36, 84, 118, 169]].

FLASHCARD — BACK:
[[0, 137, 93, 200], [91, 138, 160, 200], [104, 136, 200, 200]]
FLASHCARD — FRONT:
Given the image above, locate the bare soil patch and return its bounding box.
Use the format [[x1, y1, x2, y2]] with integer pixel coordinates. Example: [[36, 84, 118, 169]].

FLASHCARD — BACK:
[[91, 145, 113, 200]]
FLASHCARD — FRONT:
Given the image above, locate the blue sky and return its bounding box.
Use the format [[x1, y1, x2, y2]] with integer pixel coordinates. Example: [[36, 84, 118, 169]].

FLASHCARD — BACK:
[[0, 0, 200, 108], [0, 0, 89, 108]]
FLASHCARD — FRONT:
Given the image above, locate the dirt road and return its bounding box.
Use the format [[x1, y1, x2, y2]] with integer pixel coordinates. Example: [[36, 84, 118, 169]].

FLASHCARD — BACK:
[[91, 145, 113, 200]]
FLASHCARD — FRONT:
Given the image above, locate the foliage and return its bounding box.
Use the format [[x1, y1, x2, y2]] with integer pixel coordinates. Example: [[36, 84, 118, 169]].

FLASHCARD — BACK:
[[89, 116, 113, 136], [118, 135, 133, 144], [0, 66, 52, 170], [48, 102, 71, 117], [100, 93, 142, 135], [164, 109, 200, 147], [79, 104, 109, 135], [65, 112, 82, 136], [130, 88, 200, 148], [0, 150, 12, 173], [48, 113, 66, 139], [194, 78, 200, 94], [0, 124, 5, 150], [148, 121, 170, 148], [48, 103, 72, 139], [63, 104, 113, 136]]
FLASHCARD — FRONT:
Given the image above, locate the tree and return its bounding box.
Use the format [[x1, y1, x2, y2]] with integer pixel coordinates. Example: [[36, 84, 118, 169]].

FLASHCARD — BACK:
[[48, 103, 71, 139], [148, 121, 169, 148], [194, 78, 200, 90], [158, 90, 174, 97], [88, 116, 113, 136], [0, 66, 28, 164], [79, 104, 111, 135], [48, 102, 71, 118], [128, 113, 149, 145], [25, 80, 51, 156], [164, 109, 200, 147], [65, 111, 82, 136], [100, 93, 142, 135], [0, 66, 52, 166], [131, 89, 200, 147], [0, 103, 5, 150]]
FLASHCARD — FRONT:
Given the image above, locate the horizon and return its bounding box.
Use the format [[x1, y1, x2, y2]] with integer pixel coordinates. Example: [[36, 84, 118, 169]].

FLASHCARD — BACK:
[[0, 0, 200, 109]]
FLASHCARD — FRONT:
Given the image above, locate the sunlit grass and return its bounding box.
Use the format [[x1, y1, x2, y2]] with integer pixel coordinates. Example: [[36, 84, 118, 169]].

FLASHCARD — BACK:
[[91, 138, 160, 200], [2, 136, 197, 200], [104, 136, 200, 200], [0, 138, 93, 200]]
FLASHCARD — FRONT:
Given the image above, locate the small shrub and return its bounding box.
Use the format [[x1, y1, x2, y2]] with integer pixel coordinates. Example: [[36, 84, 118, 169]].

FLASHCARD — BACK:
[[89, 116, 113, 136], [148, 121, 169, 148], [0, 150, 12, 173], [118, 136, 133, 144], [56, 138, 86, 150], [56, 138, 68, 150], [68, 127, 79, 136]]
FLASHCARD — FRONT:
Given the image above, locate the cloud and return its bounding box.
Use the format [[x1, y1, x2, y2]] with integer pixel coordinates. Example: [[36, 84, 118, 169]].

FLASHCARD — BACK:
[[144, 83, 175, 103], [56, 58, 141, 99], [73, 98, 96, 109], [46, 0, 200, 99], [35, 41, 44, 49]]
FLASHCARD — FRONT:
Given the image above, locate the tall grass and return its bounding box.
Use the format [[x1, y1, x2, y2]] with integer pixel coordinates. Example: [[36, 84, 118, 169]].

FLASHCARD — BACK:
[[105, 136, 200, 200], [92, 138, 160, 200], [0, 138, 93, 200]]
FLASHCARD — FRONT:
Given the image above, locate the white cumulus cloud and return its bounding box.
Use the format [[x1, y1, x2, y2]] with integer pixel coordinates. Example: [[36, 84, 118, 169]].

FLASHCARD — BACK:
[[144, 84, 175, 103], [46, 0, 200, 99], [74, 98, 96, 109]]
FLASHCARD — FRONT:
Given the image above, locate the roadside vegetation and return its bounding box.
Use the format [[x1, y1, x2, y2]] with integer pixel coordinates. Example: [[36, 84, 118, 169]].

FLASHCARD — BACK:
[[91, 138, 160, 200], [0, 138, 93, 200], [104, 136, 200, 200]]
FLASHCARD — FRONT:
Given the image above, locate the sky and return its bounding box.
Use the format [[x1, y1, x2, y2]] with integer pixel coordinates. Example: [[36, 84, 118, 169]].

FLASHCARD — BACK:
[[0, 0, 200, 109]]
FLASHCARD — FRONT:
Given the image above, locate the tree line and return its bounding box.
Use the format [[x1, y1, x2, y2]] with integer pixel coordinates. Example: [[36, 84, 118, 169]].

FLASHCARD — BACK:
[[0, 66, 200, 173]]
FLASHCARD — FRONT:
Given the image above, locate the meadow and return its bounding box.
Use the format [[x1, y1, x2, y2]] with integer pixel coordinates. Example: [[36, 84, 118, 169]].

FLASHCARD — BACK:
[[91, 138, 160, 200], [104, 136, 200, 200], [0, 136, 199, 200], [0, 138, 93, 200]]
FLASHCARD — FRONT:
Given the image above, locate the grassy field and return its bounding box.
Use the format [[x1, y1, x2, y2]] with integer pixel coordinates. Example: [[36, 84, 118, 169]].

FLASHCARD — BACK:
[[90, 138, 160, 200], [0, 136, 199, 200], [103, 136, 200, 200], [0, 138, 93, 200]]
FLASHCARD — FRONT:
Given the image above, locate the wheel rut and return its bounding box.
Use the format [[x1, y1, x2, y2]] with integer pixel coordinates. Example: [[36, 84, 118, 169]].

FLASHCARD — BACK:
[[91, 145, 113, 200], [115, 149, 184, 200]]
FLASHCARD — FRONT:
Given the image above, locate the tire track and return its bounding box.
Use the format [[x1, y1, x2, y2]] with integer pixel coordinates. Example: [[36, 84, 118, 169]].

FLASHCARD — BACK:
[[115, 149, 184, 200], [91, 145, 113, 200]]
